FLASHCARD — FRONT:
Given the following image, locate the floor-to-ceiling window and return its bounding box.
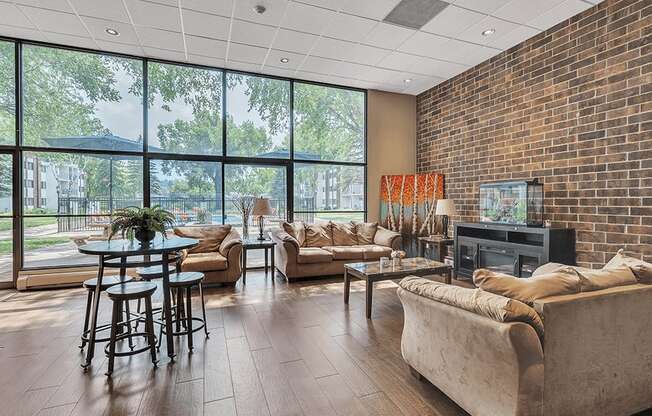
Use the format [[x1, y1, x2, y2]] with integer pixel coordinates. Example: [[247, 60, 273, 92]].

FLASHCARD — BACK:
[[0, 37, 366, 286]]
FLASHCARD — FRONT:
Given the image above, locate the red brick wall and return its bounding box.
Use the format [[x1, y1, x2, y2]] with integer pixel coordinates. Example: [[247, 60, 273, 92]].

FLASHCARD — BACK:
[[416, 0, 651, 268]]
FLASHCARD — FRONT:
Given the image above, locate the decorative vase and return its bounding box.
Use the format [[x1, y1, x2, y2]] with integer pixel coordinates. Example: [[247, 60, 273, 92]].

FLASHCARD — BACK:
[[242, 214, 250, 239], [134, 227, 156, 245]]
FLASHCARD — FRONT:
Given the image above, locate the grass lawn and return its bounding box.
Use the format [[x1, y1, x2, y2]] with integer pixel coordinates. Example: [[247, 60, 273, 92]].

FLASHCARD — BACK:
[[0, 217, 57, 231], [0, 237, 69, 255]]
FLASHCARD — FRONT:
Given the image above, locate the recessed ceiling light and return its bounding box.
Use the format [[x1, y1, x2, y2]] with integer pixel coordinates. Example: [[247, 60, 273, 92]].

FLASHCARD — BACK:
[[404, 78, 412, 83], [105, 28, 120, 36], [482, 28, 495, 36], [280, 57, 289, 63]]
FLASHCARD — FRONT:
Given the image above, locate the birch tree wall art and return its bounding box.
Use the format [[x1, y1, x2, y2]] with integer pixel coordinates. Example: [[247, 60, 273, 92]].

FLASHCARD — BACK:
[[380, 173, 445, 254]]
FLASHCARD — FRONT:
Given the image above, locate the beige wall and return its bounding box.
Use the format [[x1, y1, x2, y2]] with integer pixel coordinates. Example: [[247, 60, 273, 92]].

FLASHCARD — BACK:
[[366, 90, 416, 222]]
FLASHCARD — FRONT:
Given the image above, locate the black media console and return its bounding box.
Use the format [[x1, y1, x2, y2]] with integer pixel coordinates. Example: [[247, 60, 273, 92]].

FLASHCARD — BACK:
[[454, 222, 575, 280]]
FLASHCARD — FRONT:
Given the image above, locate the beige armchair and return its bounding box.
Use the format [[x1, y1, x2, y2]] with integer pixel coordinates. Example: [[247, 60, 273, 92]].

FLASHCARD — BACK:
[[174, 225, 242, 285]]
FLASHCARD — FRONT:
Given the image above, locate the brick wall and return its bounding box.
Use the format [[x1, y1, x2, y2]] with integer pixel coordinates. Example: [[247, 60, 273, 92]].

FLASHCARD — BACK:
[[416, 0, 651, 268]]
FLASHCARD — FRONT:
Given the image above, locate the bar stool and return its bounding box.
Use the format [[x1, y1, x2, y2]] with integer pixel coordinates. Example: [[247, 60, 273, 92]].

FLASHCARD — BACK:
[[132, 264, 180, 331], [105, 281, 158, 376], [80, 275, 133, 350], [158, 272, 209, 351]]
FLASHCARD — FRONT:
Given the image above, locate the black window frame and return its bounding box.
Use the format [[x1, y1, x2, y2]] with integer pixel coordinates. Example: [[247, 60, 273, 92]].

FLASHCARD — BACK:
[[0, 35, 367, 287]]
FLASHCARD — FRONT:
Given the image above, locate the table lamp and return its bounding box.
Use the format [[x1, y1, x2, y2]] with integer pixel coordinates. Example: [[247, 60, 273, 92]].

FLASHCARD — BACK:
[[252, 197, 274, 240], [435, 199, 457, 239]]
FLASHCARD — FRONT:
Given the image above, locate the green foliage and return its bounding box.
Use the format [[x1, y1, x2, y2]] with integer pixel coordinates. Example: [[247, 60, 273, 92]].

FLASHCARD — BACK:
[[109, 206, 175, 241]]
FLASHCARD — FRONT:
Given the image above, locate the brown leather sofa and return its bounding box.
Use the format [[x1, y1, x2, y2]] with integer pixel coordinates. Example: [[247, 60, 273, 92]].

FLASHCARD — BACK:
[[173, 225, 242, 285], [271, 221, 402, 282]]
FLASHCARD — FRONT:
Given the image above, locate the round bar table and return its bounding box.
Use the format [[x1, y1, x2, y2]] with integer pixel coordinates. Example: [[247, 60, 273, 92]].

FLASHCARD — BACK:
[[78, 237, 198, 368]]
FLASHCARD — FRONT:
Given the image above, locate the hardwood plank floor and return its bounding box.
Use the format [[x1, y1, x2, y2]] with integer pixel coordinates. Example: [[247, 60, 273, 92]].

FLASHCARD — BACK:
[[0, 271, 649, 416]]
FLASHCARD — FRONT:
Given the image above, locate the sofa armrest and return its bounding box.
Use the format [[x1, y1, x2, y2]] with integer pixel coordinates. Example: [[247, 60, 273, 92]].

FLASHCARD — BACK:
[[374, 226, 402, 249], [270, 229, 300, 251], [218, 228, 242, 257]]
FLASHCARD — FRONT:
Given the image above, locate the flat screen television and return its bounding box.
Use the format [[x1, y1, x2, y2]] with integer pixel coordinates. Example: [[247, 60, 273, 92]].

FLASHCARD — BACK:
[[479, 180, 543, 226]]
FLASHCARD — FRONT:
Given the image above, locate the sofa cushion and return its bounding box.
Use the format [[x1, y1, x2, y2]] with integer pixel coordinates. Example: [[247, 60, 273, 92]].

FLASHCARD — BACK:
[[353, 221, 378, 244], [575, 265, 637, 292], [304, 223, 333, 247], [358, 244, 393, 260], [331, 222, 358, 246], [473, 268, 581, 306], [322, 245, 365, 260], [399, 276, 544, 340], [532, 262, 567, 277], [174, 225, 232, 254], [182, 252, 228, 272], [604, 249, 652, 283], [297, 247, 334, 264], [373, 226, 400, 248], [282, 221, 305, 247]]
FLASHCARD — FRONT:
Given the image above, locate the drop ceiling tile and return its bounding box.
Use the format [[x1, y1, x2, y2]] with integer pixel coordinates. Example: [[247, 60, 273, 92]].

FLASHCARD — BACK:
[[340, 0, 400, 20], [403, 78, 443, 94], [125, 0, 181, 31], [362, 22, 415, 50], [43, 32, 97, 49], [298, 0, 345, 11], [96, 39, 145, 56], [70, 0, 130, 23], [181, 0, 233, 17], [321, 12, 376, 42], [227, 42, 268, 64], [420, 5, 485, 37], [437, 38, 499, 66], [0, 2, 34, 28], [379, 51, 469, 78], [181, 9, 230, 40], [452, 0, 510, 14], [185, 35, 227, 57], [81, 17, 140, 44], [264, 49, 304, 70], [456, 15, 520, 46], [14, 0, 72, 13], [311, 37, 353, 60], [298, 55, 339, 75], [188, 53, 226, 68], [143, 46, 187, 61], [136, 27, 185, 51], [226, 59, 261, 73], [234, 0, 288, 26], [145, 0, 178, 6], [0, 24, 46, 42], [493, 0, 565, 25], [281, 2, 335, 35], [230, 19, 276, 48], [484, 24, 539, 50], [343, 43, 390, 65], [17, 6, 88, 37], [272, 28, 318, 54], [527, 0, 592, 31], [398, 31, 449, 58], [330, 60, 372, 79]]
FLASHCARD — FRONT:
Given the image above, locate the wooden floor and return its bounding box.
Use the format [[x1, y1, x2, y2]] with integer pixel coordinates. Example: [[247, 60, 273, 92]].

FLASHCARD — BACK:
[[0, 270, 472, 416], [1, 271, 650, 416]]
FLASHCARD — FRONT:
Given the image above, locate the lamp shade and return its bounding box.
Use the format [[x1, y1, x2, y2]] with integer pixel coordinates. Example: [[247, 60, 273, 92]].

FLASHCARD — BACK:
[[252, 197, 274, 216], [435, 199, 457, 217]]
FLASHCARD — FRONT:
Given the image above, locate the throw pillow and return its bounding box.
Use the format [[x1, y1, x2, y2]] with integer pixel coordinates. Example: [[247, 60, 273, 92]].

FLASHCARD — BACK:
[[604, 249, 652, 283], [331, 222, 358, 246], [352, 221, 378, 244], [174, 225, 232, 254], [473, 268, 581, 306], [574, 265, 637, 292], [282, 221, 305, 246], [304, 223, 333, 247]]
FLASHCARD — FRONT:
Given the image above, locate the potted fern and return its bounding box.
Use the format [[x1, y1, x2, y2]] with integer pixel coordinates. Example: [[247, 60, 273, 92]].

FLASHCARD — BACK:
[[109, 206, 176, 245]]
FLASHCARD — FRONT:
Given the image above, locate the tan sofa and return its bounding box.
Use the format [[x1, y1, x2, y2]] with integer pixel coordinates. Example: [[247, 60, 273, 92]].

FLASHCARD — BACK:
[[173, 225, 242, 285], [271, 221, 401, 281], [398, 265, 652, 416]]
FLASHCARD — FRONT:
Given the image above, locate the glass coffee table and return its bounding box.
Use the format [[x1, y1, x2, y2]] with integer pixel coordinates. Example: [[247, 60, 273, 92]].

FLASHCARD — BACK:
[[343, 257, 452, 319]]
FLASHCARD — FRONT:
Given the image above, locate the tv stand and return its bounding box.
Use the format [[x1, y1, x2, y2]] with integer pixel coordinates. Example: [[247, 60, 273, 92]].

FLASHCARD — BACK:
[[454, 223, 575, 279]]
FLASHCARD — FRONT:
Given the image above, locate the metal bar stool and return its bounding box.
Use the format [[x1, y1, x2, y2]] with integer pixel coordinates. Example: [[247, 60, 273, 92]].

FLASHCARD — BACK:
[[105, 281, 158, 376], [158, 272, 209, 351], [80, 275, 133, 350]]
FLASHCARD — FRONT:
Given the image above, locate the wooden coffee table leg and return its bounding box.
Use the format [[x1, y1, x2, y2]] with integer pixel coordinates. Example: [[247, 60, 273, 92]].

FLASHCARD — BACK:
[[365, 278, 373, 319], [343, 269, 350, 304]]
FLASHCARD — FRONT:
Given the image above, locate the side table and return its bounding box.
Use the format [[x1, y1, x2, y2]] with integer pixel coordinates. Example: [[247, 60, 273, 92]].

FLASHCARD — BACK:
[[241, 237, 276, 284], [417, 235, 453, 262]]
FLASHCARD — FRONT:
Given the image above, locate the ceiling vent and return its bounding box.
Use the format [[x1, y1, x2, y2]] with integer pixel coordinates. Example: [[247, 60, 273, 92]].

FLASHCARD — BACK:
[[383, 0, 449, 30]]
